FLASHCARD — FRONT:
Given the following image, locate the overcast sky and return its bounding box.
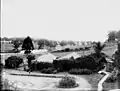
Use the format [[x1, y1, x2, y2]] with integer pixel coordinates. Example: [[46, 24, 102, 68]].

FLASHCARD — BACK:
[[1, 0, 120, 42]]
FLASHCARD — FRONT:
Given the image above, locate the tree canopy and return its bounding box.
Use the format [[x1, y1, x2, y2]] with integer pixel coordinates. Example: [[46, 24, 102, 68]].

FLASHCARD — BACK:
[[22, 36, 34, 53]]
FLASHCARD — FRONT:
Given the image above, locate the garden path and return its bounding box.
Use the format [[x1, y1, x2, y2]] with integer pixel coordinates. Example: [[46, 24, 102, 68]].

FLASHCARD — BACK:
[[2, 69, 92, 90]]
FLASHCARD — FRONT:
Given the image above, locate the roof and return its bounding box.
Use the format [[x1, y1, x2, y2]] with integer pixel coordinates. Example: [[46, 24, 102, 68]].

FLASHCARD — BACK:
[[36, 53, 56, 63], [58, 52, 80, 60]]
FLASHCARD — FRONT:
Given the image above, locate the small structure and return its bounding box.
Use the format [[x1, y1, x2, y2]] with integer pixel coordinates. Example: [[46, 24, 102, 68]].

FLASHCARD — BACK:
[[36, 53, 56, 63]]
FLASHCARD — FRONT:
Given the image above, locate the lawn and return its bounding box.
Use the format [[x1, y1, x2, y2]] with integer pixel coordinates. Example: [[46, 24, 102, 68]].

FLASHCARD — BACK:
[[1, 43, 14, 53], [1, 43, 118, 90]]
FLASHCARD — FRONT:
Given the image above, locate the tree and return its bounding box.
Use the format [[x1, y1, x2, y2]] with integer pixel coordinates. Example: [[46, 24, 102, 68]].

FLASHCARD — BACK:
[[12, 40, 22, 52], [37, 39, 49, 49], [22, 36, 34, 54], [116, 30, 120, 41], [108, 31, 117, 42], [26, 54, 35, 73], [93, 42, 105, 58], [114, 42, 120, 88], [60, 41, 68, 46], [67, 41, 75, 46]]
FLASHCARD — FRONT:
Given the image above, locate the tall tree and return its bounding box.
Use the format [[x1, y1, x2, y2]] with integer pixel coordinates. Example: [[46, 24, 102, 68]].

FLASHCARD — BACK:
[[108, 31, 117, 42], [22, 36, 34, 54]]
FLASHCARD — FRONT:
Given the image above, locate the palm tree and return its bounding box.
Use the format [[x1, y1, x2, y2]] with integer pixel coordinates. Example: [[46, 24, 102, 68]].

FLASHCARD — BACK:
[[93, 42, 105, 58]]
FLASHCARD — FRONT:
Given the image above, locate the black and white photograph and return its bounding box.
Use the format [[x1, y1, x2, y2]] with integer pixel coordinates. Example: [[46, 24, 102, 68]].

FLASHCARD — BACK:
[[1, 0, 120, 91]]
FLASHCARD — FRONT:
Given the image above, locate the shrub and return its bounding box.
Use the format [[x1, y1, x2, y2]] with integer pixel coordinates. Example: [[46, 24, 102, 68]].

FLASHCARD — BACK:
[[53, 59, 76, 72], [106, 75, 117, 82], [57, 75, 78, 88], [53, 53, 107, 72], [31, 61, 53, 71], [5, 56, 23, 68], [40, 67, 57, 74], [106, 63, 115, 72], [69, 68, 92, 75], [64, 48, 70, 52], [75, 56, 97, 70], [106, 68, 118, 82], [53, 55, 96, 71]]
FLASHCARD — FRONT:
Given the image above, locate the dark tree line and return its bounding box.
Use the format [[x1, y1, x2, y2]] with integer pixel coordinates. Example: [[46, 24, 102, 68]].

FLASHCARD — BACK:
[[108, 30, 120, 42]]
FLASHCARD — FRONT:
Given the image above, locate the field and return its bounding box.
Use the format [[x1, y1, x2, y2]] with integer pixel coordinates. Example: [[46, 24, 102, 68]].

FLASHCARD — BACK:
[[1, 43, 14, 53]]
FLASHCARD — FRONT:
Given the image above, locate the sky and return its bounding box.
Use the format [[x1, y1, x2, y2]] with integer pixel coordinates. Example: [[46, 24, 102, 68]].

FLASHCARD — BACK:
[[1, 0, 120, 42]]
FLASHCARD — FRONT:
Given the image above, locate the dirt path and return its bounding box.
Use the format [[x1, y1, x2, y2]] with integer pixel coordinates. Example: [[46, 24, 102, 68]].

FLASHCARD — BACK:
[[2, 69, 92, 90]]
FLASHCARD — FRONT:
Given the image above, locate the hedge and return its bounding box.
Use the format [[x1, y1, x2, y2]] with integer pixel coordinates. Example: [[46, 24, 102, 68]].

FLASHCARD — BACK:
[[31, 61, 53, 71], [53, 53, 107, 72], [5, 56, 23, 68], [69, 68, 92, 75]]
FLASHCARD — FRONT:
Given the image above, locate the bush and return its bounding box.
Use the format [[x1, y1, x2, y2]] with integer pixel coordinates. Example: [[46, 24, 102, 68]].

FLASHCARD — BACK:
[[57, 75, 78, 88], [5, 56, 23, 68], [106, 68, 118, 82], [31, 61, 53, 71], [106, 63, 115, 72], [53, 53, 107, 72], [53, 59, 75, 72], [69, 68, 92, 75], [106, 75, 117, 82], [27, 54, 35, 60], [40, 67, 57, 74]]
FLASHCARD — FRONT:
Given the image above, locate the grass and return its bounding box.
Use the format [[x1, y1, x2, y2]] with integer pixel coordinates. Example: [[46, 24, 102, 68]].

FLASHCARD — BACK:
[[1, 43, 118, 90], [1, 43, 14, 53], [80, 73, 104, 90], [103, 81, 117, 91]]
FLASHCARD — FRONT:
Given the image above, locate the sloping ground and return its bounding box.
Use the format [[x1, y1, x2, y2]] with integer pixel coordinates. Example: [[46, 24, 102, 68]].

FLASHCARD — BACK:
[[102, 45, 117, 57]]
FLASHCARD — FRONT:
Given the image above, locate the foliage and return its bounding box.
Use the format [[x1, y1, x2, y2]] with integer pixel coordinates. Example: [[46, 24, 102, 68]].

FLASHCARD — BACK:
[[106, 68, 118, 82], [59, 41, 68, 46], [53, 53, 107, 72], [27, 54, 35, 69], [93, 42, 105, 57], [12, 40, 22, 52], [40, 67, 57, 74], [69, 68, 92, 75], [114, 42, 120, 70], [106, 63, 115, 72], [107, 30, 120, 42], [37, 39, 49, 49], [57, 75, 78, 88], [108, 31, 117, 42], [31, 61, 53, 71], [5, 56, 23, 68], [116, 30, 120, 41], [22, 36, 34, 54]]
